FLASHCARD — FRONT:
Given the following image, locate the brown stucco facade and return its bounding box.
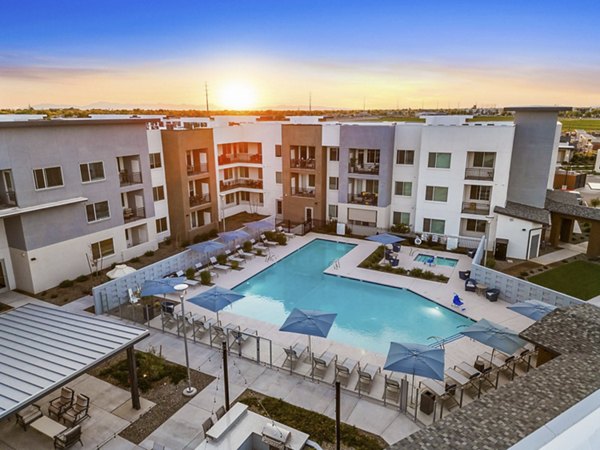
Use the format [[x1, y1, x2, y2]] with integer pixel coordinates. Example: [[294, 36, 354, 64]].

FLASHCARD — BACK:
[[161, 129, 219, 243]]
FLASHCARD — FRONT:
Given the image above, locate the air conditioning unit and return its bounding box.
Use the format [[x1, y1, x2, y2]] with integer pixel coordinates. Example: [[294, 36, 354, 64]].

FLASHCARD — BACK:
[[261, 423, 290, 449]]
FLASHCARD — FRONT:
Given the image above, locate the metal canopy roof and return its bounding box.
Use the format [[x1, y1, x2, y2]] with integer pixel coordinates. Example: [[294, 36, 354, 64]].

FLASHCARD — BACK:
[[0, 303, 149, 419]]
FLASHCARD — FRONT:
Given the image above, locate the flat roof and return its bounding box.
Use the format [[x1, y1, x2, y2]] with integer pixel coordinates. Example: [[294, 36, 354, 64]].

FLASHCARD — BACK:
[[0, 303, 149, 419], [0, 118, 159, 129], [503, 106, 572, 113]]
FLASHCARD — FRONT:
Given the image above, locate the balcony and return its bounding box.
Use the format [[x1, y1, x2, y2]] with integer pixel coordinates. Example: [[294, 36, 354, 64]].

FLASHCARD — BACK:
[[218, 153, 262, 165], [220, 179, 263, 191], [290, 159, 316, 170], [291, 187, 315, 197], [189, 193, 211, 207], [461, 202, 491, 215], [348, 193, 378, 205], [465, 167, 494, 181], [187, 163, 209, 176], [349, 163, 379, 175], [119, 171, 142, 186], [0, 190, 17, 209], [123, 206, 146, 223]]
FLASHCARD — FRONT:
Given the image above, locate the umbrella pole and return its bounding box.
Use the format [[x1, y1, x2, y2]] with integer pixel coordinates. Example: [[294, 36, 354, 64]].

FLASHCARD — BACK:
[[308, 335, 312, 362], [411, 373, 416, 405]]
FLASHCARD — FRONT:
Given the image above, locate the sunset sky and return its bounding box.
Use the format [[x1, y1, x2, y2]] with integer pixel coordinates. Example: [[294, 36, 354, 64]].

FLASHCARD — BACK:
[[1, 0, 599, 110]]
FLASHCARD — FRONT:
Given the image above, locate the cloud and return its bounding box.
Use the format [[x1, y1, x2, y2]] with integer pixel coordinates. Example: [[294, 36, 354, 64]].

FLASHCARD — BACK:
[[0, 64, 117, 81]]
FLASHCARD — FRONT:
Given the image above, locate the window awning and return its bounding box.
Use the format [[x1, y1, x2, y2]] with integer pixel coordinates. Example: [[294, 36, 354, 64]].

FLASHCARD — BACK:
[[348, 208, 377, 223], [0, 303, 149, 419]]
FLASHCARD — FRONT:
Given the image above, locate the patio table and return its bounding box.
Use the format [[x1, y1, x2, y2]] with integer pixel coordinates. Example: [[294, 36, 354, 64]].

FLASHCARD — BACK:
[[31, 416, 66, 438]]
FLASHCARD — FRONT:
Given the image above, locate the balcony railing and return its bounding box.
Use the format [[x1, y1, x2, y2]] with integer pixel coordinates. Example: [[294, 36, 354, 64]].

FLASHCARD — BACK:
[[461, 202, 491, 215], [291, 187, 315, 197], [123, 207, 146, 223], [465, 167, 494, 180], [220, 179, 263, 191], [189, 193, 211, 207], [0, 190, 17, 209], [119, 171, 142, 186], [187, 164, 209, 176], [290, 159, 316, 169], [218, 153, 262, 165], [348, 193, 378, 205], [349, 164, 379, 175]]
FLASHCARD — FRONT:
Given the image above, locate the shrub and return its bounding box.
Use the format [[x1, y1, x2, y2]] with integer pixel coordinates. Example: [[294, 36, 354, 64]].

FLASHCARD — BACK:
[[145, 250, 155, 257], [110, 262, 117, 270], [185, 267, 195, 279], [216, 254, 227, 265], [520, 271, 529, 277], [59, 279, 74, 288], [230, 260, 240, 270], [243, 240, 252, 252], [590, 198, 600, 208], [264, 230, 277, 241], [390, 223, 410, 234], [130, 257, 140, 263], [75, 275, 89, 283], [485, 256, 496, 269], [51, 293, 58, 299], [275, 233, 287, 245], [255, 248, 263, 256], [200, 270, 212, 285], [409, 268, 424, 277]]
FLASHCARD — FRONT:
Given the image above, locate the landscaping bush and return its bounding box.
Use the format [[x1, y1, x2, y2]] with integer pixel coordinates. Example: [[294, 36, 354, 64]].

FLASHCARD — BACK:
[[185, 267, 195, 279], [216, 254, 228, 265], [485, 256, 496, 269], [230, 260, 240, 270], [255, 248, 264, 256], [264, 230, 277, 241], [59, 279, 74, 288], [200, 270, 212, 285], [130, 257, 140, 263], [243, 240, 252, 252], [275, 233, 287, 245], [75, 275, 89, 283], [390, 223, 410, 234], [144, 250, 155, 257]]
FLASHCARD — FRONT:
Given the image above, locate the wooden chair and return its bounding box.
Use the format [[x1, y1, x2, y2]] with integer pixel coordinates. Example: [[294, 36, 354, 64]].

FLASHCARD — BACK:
[[48, 387, 74, 420], [62, 394, 90, 427], [53, 425, 82, 450]]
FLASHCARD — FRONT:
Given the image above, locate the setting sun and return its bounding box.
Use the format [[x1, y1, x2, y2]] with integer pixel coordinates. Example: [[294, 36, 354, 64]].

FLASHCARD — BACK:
[[217, 82, 258, 110]]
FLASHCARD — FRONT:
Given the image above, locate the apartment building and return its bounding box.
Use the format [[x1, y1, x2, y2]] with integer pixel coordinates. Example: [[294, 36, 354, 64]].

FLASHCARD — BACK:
[[0, 119, 161, 293]]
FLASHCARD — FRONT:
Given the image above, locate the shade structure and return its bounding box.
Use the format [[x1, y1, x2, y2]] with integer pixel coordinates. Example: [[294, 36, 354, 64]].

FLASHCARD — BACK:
[[188, 241, 225, 254], [187, 286, 245, 322], [279, 308, 337, 358], [507, 300, 558, 321], [140, 277, 187, 297], [106, 264, 136, 279], [459, 319, 527, 355], [365, 233, 406, 245], [218, 230, 251, 243], [384, 342, 445, 381], [244, 219, 275, 233]]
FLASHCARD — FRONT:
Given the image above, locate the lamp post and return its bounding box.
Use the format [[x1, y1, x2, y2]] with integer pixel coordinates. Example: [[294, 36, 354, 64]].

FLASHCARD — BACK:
[[174, 283, 197, 396]]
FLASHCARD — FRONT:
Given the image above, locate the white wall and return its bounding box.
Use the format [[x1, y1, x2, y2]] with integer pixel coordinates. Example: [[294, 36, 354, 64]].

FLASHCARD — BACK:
[[0, 219, 16, 292], [495, 214, 542, 260], [147, 129, 170, 241]]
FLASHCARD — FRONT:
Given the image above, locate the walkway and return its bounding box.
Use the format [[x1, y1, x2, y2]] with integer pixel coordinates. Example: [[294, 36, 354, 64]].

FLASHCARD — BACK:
[[531, 241, 588, 265]]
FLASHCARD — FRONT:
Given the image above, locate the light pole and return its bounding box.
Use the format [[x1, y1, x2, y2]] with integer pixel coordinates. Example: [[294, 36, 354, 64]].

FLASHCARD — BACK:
[[174, 283, 197, 396]]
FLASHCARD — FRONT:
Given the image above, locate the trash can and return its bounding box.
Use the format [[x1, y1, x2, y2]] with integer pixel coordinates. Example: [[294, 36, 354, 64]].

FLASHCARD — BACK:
[[420, 391, 435, 415], [467, 248, 476, 258]]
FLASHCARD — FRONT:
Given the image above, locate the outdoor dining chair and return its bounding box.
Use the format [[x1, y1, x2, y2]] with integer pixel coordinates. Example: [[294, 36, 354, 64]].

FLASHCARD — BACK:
[[62, 394, 90, 427], [48, 387, 74, 420]]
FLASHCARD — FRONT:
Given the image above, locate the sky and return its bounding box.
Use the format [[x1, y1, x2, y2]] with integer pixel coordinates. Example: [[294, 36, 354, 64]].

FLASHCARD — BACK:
[[1, 0, 599, 110]]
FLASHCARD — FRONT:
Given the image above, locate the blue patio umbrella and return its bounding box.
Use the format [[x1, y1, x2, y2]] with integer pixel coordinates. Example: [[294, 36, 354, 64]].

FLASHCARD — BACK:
[[459, 319, 527, 356], [188, 241, 225, 255], [365, 233, 406, 245], [140, 277, 188, 297], [218, 230, 251, 243], [187, 286, 245, 322], [244, 219, 275, 233], [279, 308, 337, 357], [507, 300, 558, 321]]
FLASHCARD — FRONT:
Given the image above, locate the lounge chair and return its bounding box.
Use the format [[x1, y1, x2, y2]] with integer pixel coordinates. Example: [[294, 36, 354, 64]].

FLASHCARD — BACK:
[[465, 278, 477, 292], [383, 374, 401, 404], [48, 387, 75, 420], [235, 246, 255, 260], [230, 327, 257, 354], [479, 351, 516, 380], [335, 357, 358, 387], [189, 314, 216, 339], [276, 226, 295, 239], [260, 234, 278, 247], [452, 294, 466, 311], [225, 250, 245, 266], [209, 256, 231, 273], [210, 323, 235, 345], [250, 238, 267, 252], [128, 288, 140, 304], [62, 393, 90, 427], [283, 343, 308, 368], [195, 262, 218, 279], [202, 417, 214, 436], [54, 425, 83, 450], [215, 405, 226, 420], [355, 363, 380, 394], [312, 351, 336, 378]]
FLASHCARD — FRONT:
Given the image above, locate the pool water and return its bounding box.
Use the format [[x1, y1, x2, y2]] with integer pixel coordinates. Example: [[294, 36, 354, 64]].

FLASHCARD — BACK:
[[414, 253, 459, 267], [230, 239, 472, 354]]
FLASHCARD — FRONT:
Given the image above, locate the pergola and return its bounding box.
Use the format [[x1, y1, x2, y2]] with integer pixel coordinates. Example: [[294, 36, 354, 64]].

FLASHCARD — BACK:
[[0, 303, 149, 419]]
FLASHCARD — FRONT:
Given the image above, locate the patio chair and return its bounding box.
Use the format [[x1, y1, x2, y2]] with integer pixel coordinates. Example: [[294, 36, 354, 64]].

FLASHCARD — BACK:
[[283, 342, 308, 368], [383, 374, 401, 404], [452, 294, 466, 311], [479, 351, 517, 380], [250, 238, 267, 252], [210, 323, 235, 345], [215, 405, 226, 420], [260, 234, 278, 247], [188, 314, 215, 339], [485, 288, 500, 302], [465, 278, 477, 292], [225, 250, 245, 266], [53, 425, 82, 450], [235, 246, 255, 260], [230, 327, 257, 353], [160, 306, 177, 329], [458, 270, 471, 280], [335, 357, 358, 387], [128, 288, 140, 305], [355, 363, 380, 394], [276, 225, 295, 239], [312, 350, 336, 378], [62, 394, 90, 427], [16, 404, 43, 430], [202, 417, 214, 436], [209, 256, 231, 273], [195, 262, 218, 280], [48, 387, 75, 420]]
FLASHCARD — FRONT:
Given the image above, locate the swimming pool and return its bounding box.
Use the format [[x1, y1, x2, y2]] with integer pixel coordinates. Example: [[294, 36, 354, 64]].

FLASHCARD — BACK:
[[230, 239, 472, 354], [414, 253, 459, 267]]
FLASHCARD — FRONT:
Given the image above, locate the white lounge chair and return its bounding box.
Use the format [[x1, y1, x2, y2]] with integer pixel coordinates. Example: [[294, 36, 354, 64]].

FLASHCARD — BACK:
[[235, 245, 255, 259], [260, 234, 278, 247], [313, 350, 336, 378], [195, 262, 218, 279], [250, 238, 267, 252], [276, 226, 295, 239], [225, 250, 245, 265], [335, 357, 358, 386], [209, 256, 231, 273], [283, 342, 308, 368], [355, 363, 381, 394]]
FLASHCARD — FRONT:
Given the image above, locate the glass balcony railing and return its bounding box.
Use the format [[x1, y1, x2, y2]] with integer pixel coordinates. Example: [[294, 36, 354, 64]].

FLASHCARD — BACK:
[[465, 167, 494, 180]]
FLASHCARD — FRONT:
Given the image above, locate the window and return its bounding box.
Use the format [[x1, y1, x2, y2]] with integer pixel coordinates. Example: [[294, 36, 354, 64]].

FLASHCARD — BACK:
[[240, 191, 250, 201], [469, 185, 491, 201], [329, 147, 339, 161], [393, 211, 410, 225], [466, 219, 487, 233], [86, 201, 110, 222], [224, 168, 233, 179], [190, 210, 204, 229], [33, 166, 63, 189], [423, 218, 446, 234], [365, 179, 378, 193], [396, 150, 415, 165], [425, 186, 449, 202], [275, 172, 282, 184], [275, 145, 282, 157], [329, 177, 339, 190], [91, 238, 114, 259], [258, 193, 264, 204], [149, 153, 162, 169], [276, 199, 282, 214], [308, 174, 316, 187], [473, 152, 495, 168], [329, 204, 338, 219], [428, 152, 451, 169], [80, 162, 105, 182], [153, 186, 165, 201], [156, 217, 168, 233], [394, 181, 412, 196], [225, 193, 235, 204], [238, 167, 249, 178], [366, 149, 380, 164]]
